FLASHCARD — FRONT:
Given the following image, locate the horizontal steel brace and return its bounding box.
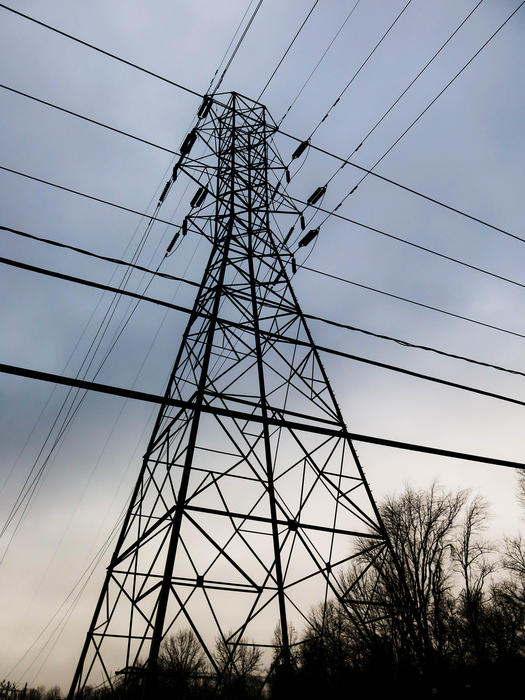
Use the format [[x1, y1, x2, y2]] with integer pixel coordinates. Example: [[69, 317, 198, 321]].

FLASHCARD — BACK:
[[183, 505, 382, 539]]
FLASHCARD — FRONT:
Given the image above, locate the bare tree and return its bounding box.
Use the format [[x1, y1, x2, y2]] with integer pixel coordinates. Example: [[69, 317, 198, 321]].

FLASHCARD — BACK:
[[346, 483, 467, 669], [451, 496, 495, 663], [159, 629, 208, 681], [517, 469, 525, 511], [214, 633, 262, 698], [504, 534, 525, 580], [214, 634, 261, 679]]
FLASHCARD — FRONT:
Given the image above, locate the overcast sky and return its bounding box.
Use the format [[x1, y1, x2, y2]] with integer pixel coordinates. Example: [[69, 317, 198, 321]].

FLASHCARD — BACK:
[[1, 0, 525, 690]]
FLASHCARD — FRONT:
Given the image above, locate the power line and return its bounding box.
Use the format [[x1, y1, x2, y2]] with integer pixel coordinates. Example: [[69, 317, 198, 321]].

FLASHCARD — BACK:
[[3, 162, 525, 346], [206, 0, 258, 93], [282, 138, 523, 243], [288, 195, 525, 292], [8, 162, 525, 303], [1, 4, 517, 244], [344, 0, 485, 167], [309, 0, 414, 137], [214, 0, 265, 94], [278, 0, 362, 126], [289, 0, 484, 221], [0, 3, 203, 100], [5, 223, 525, 381], [300, 264, 525, 341], [0, 164, 180, 229], [0, 217, 169, 551], [2, 361, 525, 471], [4, 251, 525, 392], [0, 83, 181, 156], [1, 225, 200, 288], [1, 114, 521, 297], [0, 169, 185, 554], [258, 0, 321, 100], [6, 249, 525, 345], [316, 0, 525, 227]]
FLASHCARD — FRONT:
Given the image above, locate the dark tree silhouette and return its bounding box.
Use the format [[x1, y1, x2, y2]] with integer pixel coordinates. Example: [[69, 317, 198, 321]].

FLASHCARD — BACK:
[[159, 629, 208, 693]]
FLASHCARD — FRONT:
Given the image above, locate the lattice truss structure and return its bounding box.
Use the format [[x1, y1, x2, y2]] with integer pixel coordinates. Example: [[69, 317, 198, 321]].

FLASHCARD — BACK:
[[70, 93, 390, 694]]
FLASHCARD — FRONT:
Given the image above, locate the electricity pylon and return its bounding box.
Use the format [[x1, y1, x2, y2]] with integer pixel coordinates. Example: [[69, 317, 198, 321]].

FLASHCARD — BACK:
[[69, 92, 391, 696]]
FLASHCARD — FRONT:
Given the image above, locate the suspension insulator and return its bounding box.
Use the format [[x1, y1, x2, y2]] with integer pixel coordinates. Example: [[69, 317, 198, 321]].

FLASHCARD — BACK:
[[190, 186, 208, 208], [182, 217, 188, 236], [180, 128, 197, 156], [298, 227, 319, 248], [285, 168, 291, 184], [300, 215, 305, 230], [291, 257, 297, 274], [198, 95, 212, 119], [165, 232, 180, 255], [284, 226, 294, 244], [273, 182, 280, 199], [159, 180, 171, 203], [307, 185, 326, 206], [292, 139, 309, 160], [172, 163, 180, 181]]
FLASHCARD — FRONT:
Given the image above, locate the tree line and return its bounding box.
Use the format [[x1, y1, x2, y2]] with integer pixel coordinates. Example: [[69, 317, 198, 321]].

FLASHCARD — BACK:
[[4, 477, 525, 699]]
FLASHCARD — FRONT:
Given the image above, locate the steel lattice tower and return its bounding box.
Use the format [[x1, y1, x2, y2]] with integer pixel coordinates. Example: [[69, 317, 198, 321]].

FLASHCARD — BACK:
[[69, 93, 392, 696]]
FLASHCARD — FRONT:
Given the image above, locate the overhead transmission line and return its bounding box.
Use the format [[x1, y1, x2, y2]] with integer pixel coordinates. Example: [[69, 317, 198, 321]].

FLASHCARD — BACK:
[[0, 3, 202, 99], [3, 159, 525, 342], [313, 0, 525, 233], [0, 3, 518, 244], [0, 169, 177, 547], [8, 82, 523, 271], [0, 83, 182, 156], [5, 149, 525, 301], [287, 0, 519, 247], [300, 0, 484, 198], [205, 0, 258, 93], [288, 196, 525, 290], [3, 267, 525, 413], [213, 0, 265, 94], [342, 0, 485, 169], [309, 0, 414, 138], [4, 248, 525, 343], [4, 252, 525, 386], [278, 0, 362, 126], [0, 164, 180, 230], [257, 0, 321, 100], [269, 0, 414, 217], [0, 225, 200, 288], [5, 223, 525, 382], [2, 361, 525, 472]]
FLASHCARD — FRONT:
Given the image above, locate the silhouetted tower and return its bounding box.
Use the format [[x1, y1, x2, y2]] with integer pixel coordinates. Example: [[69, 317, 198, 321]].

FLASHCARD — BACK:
[[69, 92, 391, 696]]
